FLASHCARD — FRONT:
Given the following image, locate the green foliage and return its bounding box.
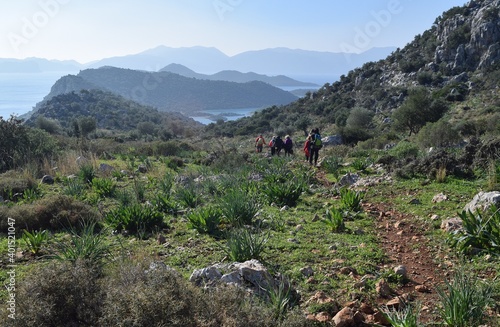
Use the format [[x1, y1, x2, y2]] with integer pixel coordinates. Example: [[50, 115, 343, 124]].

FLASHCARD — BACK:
[[389, 141, 420, 160], [78, 164, 96, 184], [91, 177, 116, 198], [322, 207, 345, 232], [449, 205, 500, 255], [351, 157, 372, 171], [105, 204, 164, 234], [219, 190, 259, 226], [416, 120, 461, 148], [62, 178, 86, 197], [222, 228, 268, 262], [0, 194, 101, 232], [437, 271, 494, 327], [392, 88, 449, 136], [261, 173, 306, 207], [266, 275, 296, 322], [53, 222, 110, 264], [187, 205, 222, 235], [339, 187, 364, 212], [22, 229, 48, 255], [132, 178, 147, 203], [346, 107, 375, 129], [153, 193, 179, 215], [175, 183, 201, 208], [382, 302, 422, 327], [322, 155, 343, 177]]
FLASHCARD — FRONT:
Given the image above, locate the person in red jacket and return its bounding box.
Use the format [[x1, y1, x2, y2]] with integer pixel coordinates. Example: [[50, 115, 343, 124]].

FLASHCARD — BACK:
[[255, 134, 266, 153], [303, 134, 312, 161]]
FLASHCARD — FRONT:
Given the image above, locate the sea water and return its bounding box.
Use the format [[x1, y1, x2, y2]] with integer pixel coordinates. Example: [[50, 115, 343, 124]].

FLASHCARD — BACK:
[[0, 71, 74, 119]]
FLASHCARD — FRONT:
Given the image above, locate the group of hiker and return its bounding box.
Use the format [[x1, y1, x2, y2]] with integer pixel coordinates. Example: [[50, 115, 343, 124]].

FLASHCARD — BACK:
[[254, 128, 322, 165]]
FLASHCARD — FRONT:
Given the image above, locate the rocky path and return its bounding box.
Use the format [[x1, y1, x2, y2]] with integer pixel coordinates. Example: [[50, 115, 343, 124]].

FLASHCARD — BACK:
[[365, 200, 448, 322]]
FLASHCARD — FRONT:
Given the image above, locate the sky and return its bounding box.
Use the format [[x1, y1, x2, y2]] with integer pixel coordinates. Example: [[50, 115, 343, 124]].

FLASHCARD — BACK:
[[0, 0, 468, 64]]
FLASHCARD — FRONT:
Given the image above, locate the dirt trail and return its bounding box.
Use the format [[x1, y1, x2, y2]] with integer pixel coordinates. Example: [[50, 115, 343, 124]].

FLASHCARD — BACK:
[[364, 201, 447, 321]]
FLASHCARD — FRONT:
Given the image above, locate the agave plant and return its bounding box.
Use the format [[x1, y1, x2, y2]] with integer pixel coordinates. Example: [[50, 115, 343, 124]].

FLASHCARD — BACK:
[[22, 229, 49, 256]]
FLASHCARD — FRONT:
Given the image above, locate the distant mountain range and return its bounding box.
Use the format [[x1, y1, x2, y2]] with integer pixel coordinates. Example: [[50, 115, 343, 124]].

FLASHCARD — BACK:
[[35, 67, 298, 114], [159, 63, 318, 88], [0, 46, 396, 84]]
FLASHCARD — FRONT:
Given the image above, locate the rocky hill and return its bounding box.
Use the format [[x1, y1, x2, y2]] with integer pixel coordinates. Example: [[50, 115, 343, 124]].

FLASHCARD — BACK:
[[211, 0, 500, 141], [36, 67, 298, 114], [26, 89, 202, 134]]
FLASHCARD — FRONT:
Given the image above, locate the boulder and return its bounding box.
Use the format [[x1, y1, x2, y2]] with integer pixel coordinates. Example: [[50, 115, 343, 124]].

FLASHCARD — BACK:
[[41, 175, 54, 185], [337, 173, 359, 187], [441, 217, 463, 233], [332, 307, 354, 327], [99, 163, 115, 173], [463, 191, 500, 213], [322, 135, 343, 146]]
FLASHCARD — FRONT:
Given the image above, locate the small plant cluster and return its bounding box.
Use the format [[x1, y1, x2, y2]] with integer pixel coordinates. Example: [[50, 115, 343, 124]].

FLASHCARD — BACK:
[[449, 205, 500, 255]]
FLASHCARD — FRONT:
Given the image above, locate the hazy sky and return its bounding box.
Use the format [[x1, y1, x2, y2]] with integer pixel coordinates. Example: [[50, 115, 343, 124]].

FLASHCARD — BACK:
[[0, 0, 467, 64]]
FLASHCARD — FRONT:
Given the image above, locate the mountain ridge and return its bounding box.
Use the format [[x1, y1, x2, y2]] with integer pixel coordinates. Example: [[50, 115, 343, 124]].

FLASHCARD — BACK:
[[159, 63, 318, 87], [34, 67, 299, 114]]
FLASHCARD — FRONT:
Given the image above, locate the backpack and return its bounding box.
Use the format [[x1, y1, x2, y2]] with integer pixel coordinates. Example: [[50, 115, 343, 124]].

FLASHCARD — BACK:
[[313, 134, 322, 149], [269, 139, 275, 147]]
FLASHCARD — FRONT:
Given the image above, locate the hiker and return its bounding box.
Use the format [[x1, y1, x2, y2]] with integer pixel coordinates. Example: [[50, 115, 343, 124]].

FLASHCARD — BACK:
[[309, 128, 322, 166], [284, 135, 293, 156], [275, 136, 284, 156], [304, 134, 312, 161], [269, 136, 277, 155], [255, 134, 266, 153]]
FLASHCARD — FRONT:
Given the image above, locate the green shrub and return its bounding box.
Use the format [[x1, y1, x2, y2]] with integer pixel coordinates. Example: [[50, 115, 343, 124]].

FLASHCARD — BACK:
[[62, 178, 86, 198], [266, 275, 297, 322], [187, 205, 222, 235], [0, 194, 101, 232], [382, 301, 422, 327], [219, 190, 259, 226], [4, 260, 103, 327], [78, 164, 96, 184], [22, 229, 48, 255], [437, 271, 494, 327], [389, 141, 420, 160], [322, 155, 343, 177], [153, 193, 180, 215], [91, 177, 116, 198], [105, 204, 164, 234], [339, 187, 364, 212], [175, 184, 201, 209], [53, 222, 110, 264], [222, 228, 268, 262], [261, 179, 305, 207], [449, 205, 500, 255], [0, 173, 37, 201], [322, 207, 345, 232]]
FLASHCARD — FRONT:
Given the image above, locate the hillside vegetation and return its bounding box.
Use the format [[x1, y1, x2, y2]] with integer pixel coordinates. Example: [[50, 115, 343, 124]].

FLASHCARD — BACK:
[[37, 66, 298, 114], [0, 1, 500, 326]]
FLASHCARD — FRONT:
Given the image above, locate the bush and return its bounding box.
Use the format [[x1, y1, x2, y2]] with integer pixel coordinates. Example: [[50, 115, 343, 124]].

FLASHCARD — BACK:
[[389, 141, 420, 160], [218, 191, 259, 226], [4, 261, 103, 327], [91, 177, 116, 198], [0, 172, 37, 201], [261, 178, 305, 207], [449, 205, 500, 255], [437, 271, 494, 327], [187, 205, 222, 235], [0, 194, 101, 232], [222, 228, 268, 262], [105, 203, 165, 235], [53, 222, 111, 264], [322, 207, 345, 232], [339, 187, 364, 213], [22, 229, 49, 256]]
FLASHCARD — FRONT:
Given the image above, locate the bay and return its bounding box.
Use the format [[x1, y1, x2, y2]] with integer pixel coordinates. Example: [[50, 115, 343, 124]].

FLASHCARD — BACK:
[[0, 71, 75, 118]]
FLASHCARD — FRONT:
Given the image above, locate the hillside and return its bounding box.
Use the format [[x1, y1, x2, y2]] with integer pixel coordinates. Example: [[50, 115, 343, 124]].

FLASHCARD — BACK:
[[159, 63, 318, 87], [35, 67, 298, 114], [25, 89, 203, 134], [211, 0, 500, 143]]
